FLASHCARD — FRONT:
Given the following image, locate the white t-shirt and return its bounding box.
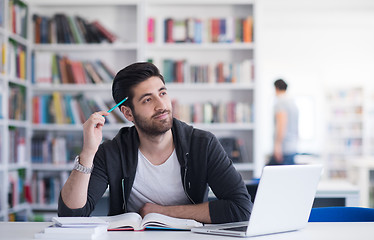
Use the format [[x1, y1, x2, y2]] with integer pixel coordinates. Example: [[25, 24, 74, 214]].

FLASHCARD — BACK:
[[127, 149, 190, 213]]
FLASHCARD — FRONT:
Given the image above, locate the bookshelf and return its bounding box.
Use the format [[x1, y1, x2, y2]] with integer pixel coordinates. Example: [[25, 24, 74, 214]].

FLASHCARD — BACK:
[[145, 0, 257, 179], [1, 0, 258, 221], [0, 0, 32, 221], [27, 0, 140, 218], [325, 87, 364, 179]]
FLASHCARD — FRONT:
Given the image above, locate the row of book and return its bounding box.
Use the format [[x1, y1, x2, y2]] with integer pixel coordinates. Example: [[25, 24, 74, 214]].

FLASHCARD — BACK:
[[151, 16, 253, 44], [9, 0, 28, 38], [8, 83, 26, 121], [8, 39, 27, 80], [33, 53, 115, 85], [9, 126, 26, 164], [163, 59, 253, 84], [31, 171, 68, 206], [33, 13, 117, 44], [31, 133, 82, 164], [8, 211, 28, 222], [32, 93, 128, 125], [172, 100, 253, 124]]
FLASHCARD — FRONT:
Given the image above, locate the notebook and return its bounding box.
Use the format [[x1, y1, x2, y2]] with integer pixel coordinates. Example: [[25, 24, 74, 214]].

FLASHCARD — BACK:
[[191, 164, 323, 237]]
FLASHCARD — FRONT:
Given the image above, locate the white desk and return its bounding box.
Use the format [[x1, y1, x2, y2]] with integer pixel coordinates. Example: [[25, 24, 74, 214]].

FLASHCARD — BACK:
[[0, 222, 374, 240]]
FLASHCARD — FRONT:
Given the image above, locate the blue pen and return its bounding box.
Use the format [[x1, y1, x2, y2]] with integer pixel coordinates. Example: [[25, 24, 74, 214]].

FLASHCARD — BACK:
[[107, 97, 128, 113]]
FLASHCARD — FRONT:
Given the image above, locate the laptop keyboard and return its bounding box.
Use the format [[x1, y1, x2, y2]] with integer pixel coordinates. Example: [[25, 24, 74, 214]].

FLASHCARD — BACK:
[[220, 226, 248, 232]]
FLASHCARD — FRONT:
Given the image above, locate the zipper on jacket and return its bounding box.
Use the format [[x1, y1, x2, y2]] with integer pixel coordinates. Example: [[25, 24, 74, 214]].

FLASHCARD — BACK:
[[183, 153, 196, 204], [121, 178, 127, 212]]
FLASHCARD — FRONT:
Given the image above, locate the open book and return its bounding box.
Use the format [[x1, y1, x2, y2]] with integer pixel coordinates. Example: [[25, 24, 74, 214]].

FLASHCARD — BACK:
[[52, 212, 203, 231]]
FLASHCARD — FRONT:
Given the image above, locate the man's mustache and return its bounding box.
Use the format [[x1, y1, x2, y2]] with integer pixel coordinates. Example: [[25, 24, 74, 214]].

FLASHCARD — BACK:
[[152, 110, 171, 118]]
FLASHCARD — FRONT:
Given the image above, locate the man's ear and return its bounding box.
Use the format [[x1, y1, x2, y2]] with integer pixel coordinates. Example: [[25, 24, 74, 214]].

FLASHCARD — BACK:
[[121, 105, 134, 122]]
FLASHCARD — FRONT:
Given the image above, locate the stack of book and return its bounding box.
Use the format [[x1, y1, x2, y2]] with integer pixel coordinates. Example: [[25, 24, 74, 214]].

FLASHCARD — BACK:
[[35, 224, 108, 240]]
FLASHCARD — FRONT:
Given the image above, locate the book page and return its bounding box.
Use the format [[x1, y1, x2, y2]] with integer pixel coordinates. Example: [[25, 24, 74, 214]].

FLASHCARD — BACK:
[[141, 213, 203, 230], [101, 212, 143, 230]]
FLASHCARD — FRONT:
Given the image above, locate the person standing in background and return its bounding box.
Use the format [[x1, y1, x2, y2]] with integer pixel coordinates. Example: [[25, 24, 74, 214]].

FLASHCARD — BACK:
[[268, 79, 299, 165]]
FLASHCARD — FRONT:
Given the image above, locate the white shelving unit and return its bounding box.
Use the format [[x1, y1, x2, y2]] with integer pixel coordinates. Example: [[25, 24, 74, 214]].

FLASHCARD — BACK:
[[325, 87, 365, 179], [145, 0, 257, 179], [0, 0, 32, 221], [1, 0, 258, 220], [27, 0, 142, 218]]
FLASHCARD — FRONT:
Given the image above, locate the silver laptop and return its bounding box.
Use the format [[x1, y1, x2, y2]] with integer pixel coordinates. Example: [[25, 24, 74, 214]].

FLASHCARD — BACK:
[[192, 165, 323, 237]]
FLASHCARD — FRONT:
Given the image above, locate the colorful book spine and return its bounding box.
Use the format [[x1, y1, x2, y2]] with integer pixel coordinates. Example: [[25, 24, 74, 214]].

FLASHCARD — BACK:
[[147, 17, 155, 43]]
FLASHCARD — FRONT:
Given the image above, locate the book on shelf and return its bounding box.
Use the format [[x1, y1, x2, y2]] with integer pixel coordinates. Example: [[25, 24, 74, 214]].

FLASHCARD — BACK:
[[164, 18, 174, 43], [52, 212, 203, 231], [33, 13, 116, 44], [147, 17, 155, 43], [243, 16, 253, 43]]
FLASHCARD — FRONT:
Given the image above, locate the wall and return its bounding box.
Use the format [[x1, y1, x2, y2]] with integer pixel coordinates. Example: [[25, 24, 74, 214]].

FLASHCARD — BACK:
[[256, 0, 374, 164]]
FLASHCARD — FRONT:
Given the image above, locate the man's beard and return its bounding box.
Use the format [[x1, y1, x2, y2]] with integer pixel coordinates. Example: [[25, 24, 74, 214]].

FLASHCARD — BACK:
[[133, 109, 173, 137]]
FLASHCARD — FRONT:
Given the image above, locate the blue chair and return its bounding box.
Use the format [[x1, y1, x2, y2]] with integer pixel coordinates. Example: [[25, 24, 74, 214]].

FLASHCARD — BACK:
[[308, 207, 374, 222]]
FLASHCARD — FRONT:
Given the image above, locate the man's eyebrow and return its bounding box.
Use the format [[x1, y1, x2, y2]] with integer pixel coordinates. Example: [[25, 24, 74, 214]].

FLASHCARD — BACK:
[[137, 86, 167, 102]]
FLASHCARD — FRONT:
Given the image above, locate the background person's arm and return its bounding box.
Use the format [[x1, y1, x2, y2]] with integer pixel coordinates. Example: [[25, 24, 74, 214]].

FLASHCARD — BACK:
[[274, 111, 287, 162]]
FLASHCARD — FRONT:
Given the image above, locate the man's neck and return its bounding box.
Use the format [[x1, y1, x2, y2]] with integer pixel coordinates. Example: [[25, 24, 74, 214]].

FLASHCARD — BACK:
[[137, 129, 175, 165]]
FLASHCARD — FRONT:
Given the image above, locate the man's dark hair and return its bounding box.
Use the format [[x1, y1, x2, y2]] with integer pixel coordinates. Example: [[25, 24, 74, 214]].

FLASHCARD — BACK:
[[112, 62, 165, 110], [274, 79, 288, 91]]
